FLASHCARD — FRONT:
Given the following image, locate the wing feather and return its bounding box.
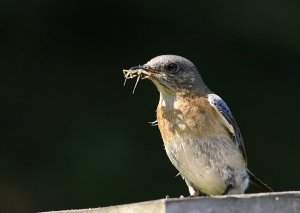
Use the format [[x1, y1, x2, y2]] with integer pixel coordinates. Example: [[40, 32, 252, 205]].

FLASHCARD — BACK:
[[207, 94, 247, 163]]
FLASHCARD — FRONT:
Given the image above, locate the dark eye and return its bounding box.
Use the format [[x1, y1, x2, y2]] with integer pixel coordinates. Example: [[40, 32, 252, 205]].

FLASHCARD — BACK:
[[166, 63, 178, 74]]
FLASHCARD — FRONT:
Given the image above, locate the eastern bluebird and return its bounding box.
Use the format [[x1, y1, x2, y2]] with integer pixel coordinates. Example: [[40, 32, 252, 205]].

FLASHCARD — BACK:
[[124, 55, 272, 196]]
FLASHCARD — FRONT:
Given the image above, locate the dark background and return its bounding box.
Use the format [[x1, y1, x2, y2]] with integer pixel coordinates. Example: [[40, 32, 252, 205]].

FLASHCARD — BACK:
[[1, 1, 299, 212]]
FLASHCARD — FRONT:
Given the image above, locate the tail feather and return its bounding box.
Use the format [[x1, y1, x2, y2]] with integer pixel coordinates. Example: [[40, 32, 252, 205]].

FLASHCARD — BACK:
[[247, 169, 273, 192]]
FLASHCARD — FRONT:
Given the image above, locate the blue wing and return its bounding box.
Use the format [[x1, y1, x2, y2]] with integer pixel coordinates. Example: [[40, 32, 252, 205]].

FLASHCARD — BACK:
[[207, 94, 247, 162]]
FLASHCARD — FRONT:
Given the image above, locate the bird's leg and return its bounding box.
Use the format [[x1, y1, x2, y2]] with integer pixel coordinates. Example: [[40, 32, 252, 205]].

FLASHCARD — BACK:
[[185, 180, 201, 197], [222, 184, 233, 195]]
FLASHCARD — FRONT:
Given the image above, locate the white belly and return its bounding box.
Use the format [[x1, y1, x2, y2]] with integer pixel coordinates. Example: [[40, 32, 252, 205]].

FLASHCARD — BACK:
[[164, 136, 249, 195]]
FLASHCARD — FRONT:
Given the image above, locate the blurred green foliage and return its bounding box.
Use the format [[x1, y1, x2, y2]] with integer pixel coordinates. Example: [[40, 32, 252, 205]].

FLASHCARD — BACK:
[[0, 0, 299, 212]]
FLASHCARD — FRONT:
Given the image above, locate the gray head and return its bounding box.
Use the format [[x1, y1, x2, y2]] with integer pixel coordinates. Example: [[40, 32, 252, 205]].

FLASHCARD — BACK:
[[130, 55, 208, 94]]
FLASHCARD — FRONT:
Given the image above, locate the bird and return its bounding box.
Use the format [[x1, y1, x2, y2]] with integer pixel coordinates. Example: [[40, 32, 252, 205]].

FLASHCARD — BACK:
[[124, 55, 272, 196]]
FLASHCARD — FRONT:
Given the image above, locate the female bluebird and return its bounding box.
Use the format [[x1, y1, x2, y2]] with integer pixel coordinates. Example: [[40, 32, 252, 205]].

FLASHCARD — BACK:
[[125, 55, 272, 196]]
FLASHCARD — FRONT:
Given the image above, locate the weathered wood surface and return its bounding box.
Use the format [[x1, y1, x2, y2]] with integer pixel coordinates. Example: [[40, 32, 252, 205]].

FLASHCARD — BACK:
[[42, 191, 300, 213]]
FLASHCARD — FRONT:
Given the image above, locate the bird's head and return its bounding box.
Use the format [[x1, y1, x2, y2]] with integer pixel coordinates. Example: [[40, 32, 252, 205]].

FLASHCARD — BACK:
[[128, 55, 208, 95]]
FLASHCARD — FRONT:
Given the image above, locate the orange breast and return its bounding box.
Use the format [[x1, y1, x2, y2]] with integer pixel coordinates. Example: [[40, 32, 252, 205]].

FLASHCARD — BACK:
[[156, 95, 232, 144]]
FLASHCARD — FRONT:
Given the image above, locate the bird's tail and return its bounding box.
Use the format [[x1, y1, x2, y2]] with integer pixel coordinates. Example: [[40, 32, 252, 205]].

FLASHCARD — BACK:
[[247, 169, 273, 192]]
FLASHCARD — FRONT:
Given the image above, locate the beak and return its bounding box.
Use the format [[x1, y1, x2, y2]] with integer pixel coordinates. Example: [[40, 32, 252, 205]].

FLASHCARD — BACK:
[[130, 65, 148, 71], [130, 65, 160, 75]]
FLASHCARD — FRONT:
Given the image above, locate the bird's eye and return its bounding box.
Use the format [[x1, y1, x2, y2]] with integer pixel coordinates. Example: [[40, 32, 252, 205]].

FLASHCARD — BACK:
[[166, 63, 178, 74]]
